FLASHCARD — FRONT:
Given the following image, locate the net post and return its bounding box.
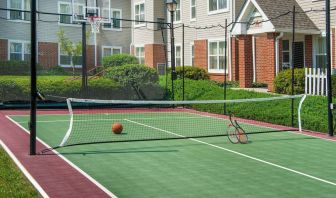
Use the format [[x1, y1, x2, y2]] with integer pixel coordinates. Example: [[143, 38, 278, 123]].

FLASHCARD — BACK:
[[30, 0, 37, 156], [224, 19, 228, 115], [326, 0, 334, 136], [170, 12, 176, 101], [291, 6, 296, 127]]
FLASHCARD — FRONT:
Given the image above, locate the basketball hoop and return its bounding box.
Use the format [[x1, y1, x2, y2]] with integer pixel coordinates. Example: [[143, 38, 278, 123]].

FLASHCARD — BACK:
[[88, 16, 103, 33]]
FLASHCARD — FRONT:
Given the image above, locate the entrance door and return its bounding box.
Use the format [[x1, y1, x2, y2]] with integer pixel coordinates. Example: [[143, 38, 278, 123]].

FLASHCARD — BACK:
[[293, 42, 304, 68]]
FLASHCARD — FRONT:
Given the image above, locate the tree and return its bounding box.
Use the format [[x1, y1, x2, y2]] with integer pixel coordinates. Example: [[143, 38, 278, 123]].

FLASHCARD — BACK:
[[57, 29, 90, 77]]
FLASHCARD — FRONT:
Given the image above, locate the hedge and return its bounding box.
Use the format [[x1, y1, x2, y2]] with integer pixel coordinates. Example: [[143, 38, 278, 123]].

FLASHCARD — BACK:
[[102, 54, 138, 68], [273, 68, 305, 95], [169, 66, 209, 80], [0, 76, 165, 102], [0, 61, 42, 75]]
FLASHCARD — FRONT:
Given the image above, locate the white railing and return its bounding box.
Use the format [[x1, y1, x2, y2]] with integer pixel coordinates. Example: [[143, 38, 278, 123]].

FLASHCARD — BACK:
[[305, 68, 327, 96]]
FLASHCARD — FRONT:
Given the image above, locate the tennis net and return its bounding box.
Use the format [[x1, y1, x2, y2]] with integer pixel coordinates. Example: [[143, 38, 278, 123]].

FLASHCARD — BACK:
[[59, 95, 306, 147]]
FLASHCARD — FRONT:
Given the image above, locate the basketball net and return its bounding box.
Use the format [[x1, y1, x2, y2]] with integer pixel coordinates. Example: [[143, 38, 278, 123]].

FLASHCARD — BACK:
[[88, 16, 103, 33]]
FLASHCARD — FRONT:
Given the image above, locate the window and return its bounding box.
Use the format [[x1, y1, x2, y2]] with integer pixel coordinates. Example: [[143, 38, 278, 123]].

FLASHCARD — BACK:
[[136, 47, 145, 64], [9, 41, 30, 61], [59, 2, 72, 24], [103, 9, 122, 30], [282, 40, 290, 69], [175, 45, 182, 66], [174, 0, 181, 22], [8, 0, 30, 21], [315, 36, 326, 68], [208, 40, 226, 72], [191, 0, 196, 21], [191, 44, 195, 66], [135, 3, 145, 26], [102, 46, 122, 58], [208, 0, 229, 13], [59, 48, 82, 67], [247, 8, 262, 29]]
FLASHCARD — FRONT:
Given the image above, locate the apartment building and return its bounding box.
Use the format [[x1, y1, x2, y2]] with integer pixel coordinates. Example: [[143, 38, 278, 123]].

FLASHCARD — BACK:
[[0, 0, 335, 91]]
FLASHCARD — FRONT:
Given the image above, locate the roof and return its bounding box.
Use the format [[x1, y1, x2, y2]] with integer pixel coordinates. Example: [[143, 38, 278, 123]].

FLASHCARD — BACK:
[[232, 0, 320, 34]]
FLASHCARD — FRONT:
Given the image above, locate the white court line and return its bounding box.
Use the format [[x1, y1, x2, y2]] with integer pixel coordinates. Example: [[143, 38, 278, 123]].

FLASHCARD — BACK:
[[124, 119, 336, 187], [186, 111, 336, 143], [5, 116, 118, 198], [0, 140, 49, 198], [15, 116, 202, 124]]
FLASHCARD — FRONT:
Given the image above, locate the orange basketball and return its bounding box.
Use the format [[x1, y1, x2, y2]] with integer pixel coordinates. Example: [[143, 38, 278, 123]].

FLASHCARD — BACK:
[[112, 123, 123, 134]]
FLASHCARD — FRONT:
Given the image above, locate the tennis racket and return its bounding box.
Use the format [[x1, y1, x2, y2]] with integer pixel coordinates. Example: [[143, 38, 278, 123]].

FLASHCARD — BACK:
[[227, 114, 249, 144]]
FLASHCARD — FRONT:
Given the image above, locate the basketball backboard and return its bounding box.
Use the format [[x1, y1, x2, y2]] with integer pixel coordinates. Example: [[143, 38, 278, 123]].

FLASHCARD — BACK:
[[72, 0, 111, 23]]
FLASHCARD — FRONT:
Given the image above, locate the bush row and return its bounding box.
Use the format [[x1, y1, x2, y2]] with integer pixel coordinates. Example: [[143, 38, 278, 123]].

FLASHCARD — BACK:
[[0, 76, 165, 102]]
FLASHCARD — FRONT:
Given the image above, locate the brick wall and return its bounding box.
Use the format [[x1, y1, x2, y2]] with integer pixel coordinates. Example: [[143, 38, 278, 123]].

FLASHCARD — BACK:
[[194, 40, 208, 71], [144, 44, 166, 68], [86, 45, 95, 69], [255, 33, 277, 91], [38, 42, 58, 69], [237, 35, 253, 88], [231, 37, 239, 81], [305, 35, 313, 68], [209, 74, 230, 82], [0, 39, 8, 61]]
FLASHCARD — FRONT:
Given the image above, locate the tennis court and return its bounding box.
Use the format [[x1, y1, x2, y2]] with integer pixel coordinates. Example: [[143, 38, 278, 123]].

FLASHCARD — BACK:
[[7, 108, 336, 198]]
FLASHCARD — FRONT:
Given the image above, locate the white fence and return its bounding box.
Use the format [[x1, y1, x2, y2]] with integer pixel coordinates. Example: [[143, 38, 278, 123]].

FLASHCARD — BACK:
[[305, 68, 327, 96]]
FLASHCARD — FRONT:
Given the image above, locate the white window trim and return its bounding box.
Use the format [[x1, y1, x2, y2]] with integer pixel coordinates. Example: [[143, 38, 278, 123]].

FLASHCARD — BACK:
[[282, 40, 291, 69], [175, 44, 182, 66], [207, 0, 230, 15], [102, 8, 123, 31], [134, 1, 146, 27], [58, 45, 82, 68], [7, 0, 31, 23], [313, 34, 327, 69], [135, 45, 145, 64], [8, 40, 31, 61], [190, 42, 194, 66], [208, 38, 227, 74], [174, 0, 182, 24], [190, 0, 196, 22], [101, 46, 123, 60], [58, 1, 82, 27]]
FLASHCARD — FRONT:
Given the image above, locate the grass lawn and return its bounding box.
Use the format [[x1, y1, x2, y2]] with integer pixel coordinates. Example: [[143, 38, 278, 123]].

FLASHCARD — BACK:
[[0, 148, 39, 197], [160, 76, 331, 133]]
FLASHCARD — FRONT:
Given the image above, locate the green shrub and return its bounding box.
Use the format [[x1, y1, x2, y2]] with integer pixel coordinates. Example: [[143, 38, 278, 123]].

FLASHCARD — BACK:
[[37, 66, 75, 76], [0, 60, 43, 75], [0, 76, 165, 102], [171, 66, 209, 80], [273, 68, 305, 94], [105, 64, 164, 99], [252, 82, 268, 88], [102, 54, 138, 68]]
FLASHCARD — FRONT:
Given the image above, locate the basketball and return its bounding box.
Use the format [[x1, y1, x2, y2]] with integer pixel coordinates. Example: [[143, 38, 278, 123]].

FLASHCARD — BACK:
[[112, 123, 123, 134]]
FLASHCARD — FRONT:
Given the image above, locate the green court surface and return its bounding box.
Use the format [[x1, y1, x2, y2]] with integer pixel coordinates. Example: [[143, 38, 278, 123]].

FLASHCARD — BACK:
[[10, 112, 336, 198]]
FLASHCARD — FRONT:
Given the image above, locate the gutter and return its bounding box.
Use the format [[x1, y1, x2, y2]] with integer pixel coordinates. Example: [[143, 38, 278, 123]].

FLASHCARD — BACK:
[[275, 32, 284, 75]]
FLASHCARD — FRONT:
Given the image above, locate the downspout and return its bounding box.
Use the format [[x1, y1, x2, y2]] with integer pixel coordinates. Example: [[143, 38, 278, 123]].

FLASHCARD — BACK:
[[275, 32, 284, 75], [252, 35, 256, 82]]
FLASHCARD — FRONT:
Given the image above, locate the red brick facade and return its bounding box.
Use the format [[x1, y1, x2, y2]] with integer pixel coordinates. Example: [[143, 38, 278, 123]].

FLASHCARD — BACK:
[[86, 45, 95, 69], [0, 39, 8, 60], [255, 33, 277, 91], [194, 40, 208, 71], [237, 35, 253, 88], [231, 37, 239, 81], [38, 42, 58, 68], [144, 44, 166, 69], [305, 35, 313, 67]]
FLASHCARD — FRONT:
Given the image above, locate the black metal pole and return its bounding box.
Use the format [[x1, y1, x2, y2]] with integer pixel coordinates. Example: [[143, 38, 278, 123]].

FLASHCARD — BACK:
[[326, 0, 334, 136], [82, 22, 87, 91], [170, 11, 176, 101], [224, 19, 228, 115], [291, 6, 296, 127], [182, 23, 185, 101], [30, 0, 37, 155]]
